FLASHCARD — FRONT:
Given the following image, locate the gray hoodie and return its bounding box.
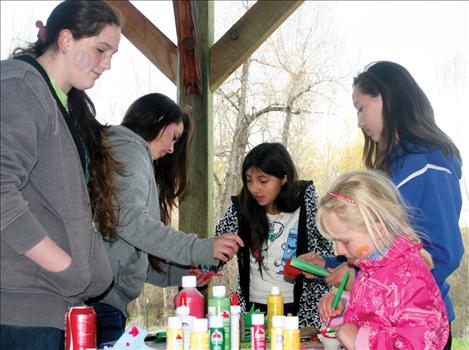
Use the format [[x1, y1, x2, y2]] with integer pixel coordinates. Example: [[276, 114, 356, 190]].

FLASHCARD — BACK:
[[99, 125, 216, 317], [0, 58, 113, 329]]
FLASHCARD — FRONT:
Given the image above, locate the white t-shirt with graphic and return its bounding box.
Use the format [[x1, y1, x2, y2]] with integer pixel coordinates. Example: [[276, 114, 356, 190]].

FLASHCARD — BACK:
[[249, 207, 300, 304]]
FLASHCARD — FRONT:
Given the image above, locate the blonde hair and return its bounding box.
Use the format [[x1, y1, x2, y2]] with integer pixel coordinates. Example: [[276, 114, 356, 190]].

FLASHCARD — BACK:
[[316, 170, 433, 268]]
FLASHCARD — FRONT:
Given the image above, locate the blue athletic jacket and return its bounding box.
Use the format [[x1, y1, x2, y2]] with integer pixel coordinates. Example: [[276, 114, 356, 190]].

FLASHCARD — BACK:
[[390, 142, 464, 322]]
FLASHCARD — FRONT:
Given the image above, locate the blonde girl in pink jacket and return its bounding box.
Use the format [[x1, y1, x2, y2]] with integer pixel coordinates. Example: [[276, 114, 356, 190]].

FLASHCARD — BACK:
[[316, 170, 449, 350]]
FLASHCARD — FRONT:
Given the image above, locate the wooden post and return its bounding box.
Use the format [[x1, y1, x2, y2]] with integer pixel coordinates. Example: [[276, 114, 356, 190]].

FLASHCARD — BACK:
[[178, 1, 214, 238]]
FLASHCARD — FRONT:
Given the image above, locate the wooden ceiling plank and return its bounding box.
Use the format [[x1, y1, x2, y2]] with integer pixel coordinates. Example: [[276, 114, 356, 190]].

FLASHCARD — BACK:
[[210, 0, 303, 91], [107, 0, 178, 84]]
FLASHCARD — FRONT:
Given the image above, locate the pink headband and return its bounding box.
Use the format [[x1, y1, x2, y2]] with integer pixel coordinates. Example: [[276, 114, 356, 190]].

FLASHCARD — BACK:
[[35, 20, 46, 42], [328, 191, 355, 203]]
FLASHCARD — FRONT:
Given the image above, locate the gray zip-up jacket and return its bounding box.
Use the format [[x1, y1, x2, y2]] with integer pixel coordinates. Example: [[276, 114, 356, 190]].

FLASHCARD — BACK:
[[0, 58, 113, 329], [99, 125, 216, 317]]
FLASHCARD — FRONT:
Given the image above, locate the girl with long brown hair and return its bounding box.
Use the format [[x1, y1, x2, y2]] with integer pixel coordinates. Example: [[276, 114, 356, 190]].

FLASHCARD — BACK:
[[92, 93, 243, 344], [1, 1, 122, 348]]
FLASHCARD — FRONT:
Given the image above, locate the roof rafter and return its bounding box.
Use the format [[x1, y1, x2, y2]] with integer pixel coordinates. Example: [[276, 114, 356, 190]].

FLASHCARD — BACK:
[[210, 0, 303, 91], [106, 0, 177, 83]]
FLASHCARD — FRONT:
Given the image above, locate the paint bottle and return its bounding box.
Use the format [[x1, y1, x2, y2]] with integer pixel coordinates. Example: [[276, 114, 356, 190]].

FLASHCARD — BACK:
[[250, 313, 266, 350], [270, 315, 285, 350], [167, 316, 184, 350], [230, 293, 241, 350], [241, 304, 254, 341], [209, 316, 225, 350], [190, 318, 209, 350], [175, 293, 193, 350], [267, 286, 284, 337], [283, 316, 300, 350], [208, 285, 230, 350], [174, 275, 205, 318]]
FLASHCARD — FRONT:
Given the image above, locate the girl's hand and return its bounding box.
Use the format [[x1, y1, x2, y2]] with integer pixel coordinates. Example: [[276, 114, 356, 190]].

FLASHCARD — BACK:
[[24, 235, 71, 272], [325, 262, 356, 290], [335, 323, 358, 350], [297, 252, 325, 279], [188, 267, 211, 287], [318, 293, 345, 322], [213, 234, 244, 262]]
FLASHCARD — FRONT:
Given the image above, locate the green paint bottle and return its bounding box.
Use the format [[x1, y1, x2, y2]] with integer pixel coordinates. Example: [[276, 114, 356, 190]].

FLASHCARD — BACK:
[[209, 316, 225, 350], [208, 286, 230, 350]]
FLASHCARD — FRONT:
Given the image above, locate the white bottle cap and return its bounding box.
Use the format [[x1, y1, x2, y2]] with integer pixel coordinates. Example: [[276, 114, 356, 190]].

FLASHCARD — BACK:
[[192, 318, 208, 332], [251, 313, 264, 325], [284, 316, 299, 330], [271, 315, 285, 328], [212, 285, 226, 297], [270, 286, 280, 295], [230, 305, 241, 314], [182, 275, 197, 288], [209, 315, 223, 328], [168, 316, 182, 329]]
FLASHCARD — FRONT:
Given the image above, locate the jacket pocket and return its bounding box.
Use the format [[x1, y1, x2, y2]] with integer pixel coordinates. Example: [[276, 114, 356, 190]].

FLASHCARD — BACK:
[[81, 231, 113, 301], [37, 217, 92, 297]]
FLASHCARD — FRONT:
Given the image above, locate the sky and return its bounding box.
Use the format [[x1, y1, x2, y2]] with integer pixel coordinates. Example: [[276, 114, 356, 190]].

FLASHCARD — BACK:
[[1, 1, 468, 225]]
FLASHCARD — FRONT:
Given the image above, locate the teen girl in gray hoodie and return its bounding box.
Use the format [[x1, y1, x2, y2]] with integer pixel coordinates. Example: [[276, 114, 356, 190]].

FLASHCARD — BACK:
[[92, 93, 243, 344], [1, 1, 122, 349]]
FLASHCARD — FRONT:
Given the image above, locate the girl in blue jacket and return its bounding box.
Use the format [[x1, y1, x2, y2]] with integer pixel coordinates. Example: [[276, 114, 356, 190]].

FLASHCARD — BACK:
[[352, 60, 463, 349]]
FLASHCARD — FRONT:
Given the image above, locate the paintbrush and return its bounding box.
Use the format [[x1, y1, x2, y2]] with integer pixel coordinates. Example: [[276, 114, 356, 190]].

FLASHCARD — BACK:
[[321, 270, 350, 337]]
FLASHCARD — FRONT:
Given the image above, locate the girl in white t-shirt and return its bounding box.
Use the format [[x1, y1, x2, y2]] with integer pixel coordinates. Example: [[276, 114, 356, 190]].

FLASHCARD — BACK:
[[213, 142, 334, 327]]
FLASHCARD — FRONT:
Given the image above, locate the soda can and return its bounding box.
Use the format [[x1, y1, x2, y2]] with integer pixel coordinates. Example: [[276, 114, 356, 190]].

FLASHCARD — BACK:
[[65, 306, 97, 350]]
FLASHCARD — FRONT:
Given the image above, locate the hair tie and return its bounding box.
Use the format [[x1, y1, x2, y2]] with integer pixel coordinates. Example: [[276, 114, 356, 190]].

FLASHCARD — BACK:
[[328, 191, 355, 204], [35, 20, 46, 42]]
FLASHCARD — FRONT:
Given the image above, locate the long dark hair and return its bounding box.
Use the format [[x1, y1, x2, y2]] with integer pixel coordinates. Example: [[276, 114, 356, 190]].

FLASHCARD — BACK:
[[13, 0, 123, 240], [239, 142, 301, 271], [121, 93, 193, 225], [353, 61, 461, 174]]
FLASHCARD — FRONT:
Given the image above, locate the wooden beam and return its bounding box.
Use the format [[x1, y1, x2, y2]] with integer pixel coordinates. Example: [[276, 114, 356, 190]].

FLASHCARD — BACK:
[[178, 1, 214, 238], [173, 0, 201, 94], [210, 0, 303, 91], [106, 0, 177, 84]]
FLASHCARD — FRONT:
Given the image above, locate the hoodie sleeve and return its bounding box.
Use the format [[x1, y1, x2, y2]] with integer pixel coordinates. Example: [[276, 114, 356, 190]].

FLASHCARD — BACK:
[[146, 261, 189, 287], [1, 72, 51, 253], [393, 152, 463, 286], [112, 141, 216, 267]]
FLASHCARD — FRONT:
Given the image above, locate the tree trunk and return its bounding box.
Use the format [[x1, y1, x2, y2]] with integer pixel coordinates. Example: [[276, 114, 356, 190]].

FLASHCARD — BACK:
[[220, 59, 252, 212], [281, 107, 292, 146]]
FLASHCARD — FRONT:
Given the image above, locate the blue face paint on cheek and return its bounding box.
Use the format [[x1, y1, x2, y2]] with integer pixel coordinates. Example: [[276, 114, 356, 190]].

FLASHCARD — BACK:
[[74, 50, 93, 72]]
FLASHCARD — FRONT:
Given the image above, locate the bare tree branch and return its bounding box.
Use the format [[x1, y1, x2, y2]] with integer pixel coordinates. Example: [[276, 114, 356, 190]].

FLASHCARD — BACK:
[[217, 87, 240, 113]]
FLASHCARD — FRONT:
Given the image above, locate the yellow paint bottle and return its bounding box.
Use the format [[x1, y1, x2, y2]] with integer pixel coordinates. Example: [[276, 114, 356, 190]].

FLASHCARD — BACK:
[[267, 286, 284, 337], [190, 318, 209, 350], [270, 315, 285, 350], [283, 316, 300, 350], [167, 316, 184, 350]]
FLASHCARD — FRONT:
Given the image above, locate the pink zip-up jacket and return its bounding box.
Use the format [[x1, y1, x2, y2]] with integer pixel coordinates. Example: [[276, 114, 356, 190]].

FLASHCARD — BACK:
[[331, 237, 449, 349]]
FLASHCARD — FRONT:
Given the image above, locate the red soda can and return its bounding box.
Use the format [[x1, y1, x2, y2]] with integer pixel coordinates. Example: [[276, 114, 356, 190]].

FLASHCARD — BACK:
[[65, 306, 97, 350]]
